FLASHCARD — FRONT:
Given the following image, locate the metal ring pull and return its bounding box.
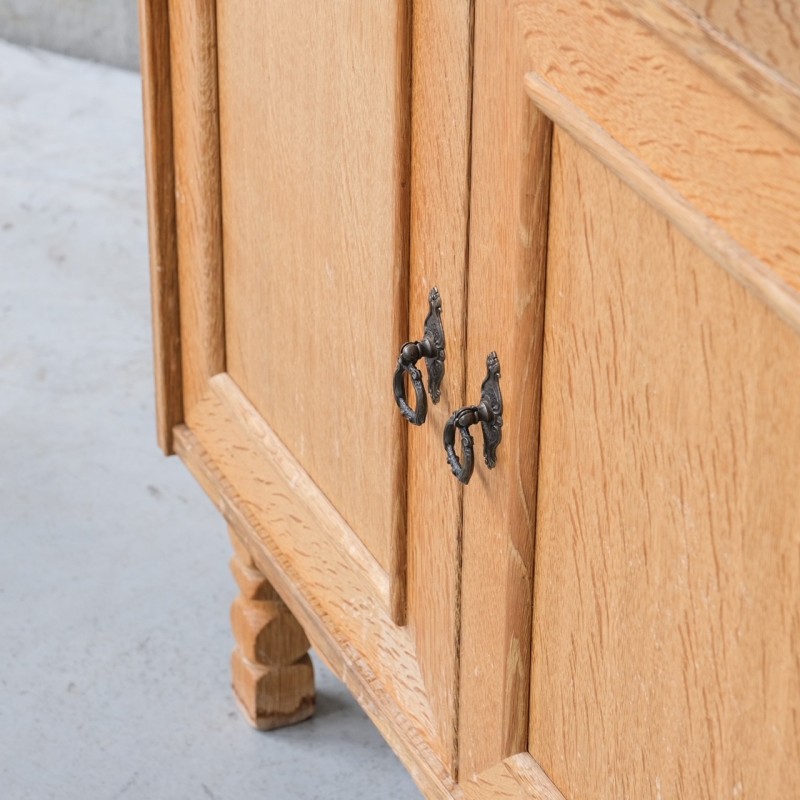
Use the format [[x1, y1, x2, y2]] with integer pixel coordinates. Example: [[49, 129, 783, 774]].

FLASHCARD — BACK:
[[393, 287, 446, 426], [443, 352, 503, 485]]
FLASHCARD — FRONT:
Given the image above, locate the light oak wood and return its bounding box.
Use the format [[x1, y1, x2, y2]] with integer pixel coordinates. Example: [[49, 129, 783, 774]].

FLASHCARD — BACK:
[[462, 754, 565, 800], [167, 0, 419, 629], [229, 532, 315, 730], [140, 1, 800, 796], [524, 74, 800, 336], [616, 0, 800, 139], [176, 428, 459, 800], [162, 1, 471, 775], [459, 1, 800, 796], [406, 0, 474, 770], [200, 373, 392, 611], [530, 126, 800, 799], [459, 0, 553, 778], [137, 0, 181, 453], [168, 0, 225, 415], [156, 3, 473, 781], [681, 0, 800, 88], [178, 373, 462, 763], [216, 0, 411, 603], [515, 0, 800, 299]]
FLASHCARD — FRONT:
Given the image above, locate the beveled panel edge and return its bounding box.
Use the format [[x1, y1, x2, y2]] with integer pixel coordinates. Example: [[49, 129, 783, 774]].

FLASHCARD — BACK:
[[524, 73, 800, 337], [168, 0, 225, 415], [138, 0, 182, 453], [461, 753, 565, 800], [614, 0, 800, 141]]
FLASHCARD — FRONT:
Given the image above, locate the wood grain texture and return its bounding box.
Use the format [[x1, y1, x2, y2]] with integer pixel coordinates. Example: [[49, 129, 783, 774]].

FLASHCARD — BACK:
[[229, 539, 315, 730], [157, 2, 470, 771], [462, 754, 565, 800], [406, 0, 474, 772], [216, 0, 410, 594], [184, 397, 473, 797], [681, 0, 800, 88], [174, 427, 459, 800], [458, 0, 553, 778], [530, 127, 800, 799], [143, 0, 800, 794], [615, 0, 800, 139], [137, 0, 181, 453], [168, 0, 224, 414], [524, 74, 800, 335], [191, 373, 392, 611], [179, 374, 456, 755], [514, 0, 800, 298]]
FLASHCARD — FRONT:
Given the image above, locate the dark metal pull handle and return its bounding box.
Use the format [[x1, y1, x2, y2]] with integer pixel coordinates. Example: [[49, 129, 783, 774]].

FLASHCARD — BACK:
[[443, 352, 503, 485], [393, 287, 446, 426]]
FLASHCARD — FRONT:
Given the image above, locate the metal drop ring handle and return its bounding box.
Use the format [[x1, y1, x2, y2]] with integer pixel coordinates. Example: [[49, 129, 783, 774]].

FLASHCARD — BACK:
[[443, 405, 482, 484], [443, 352, 503, 485], [393, 287, 446, 426], [393, 347, 429, 426]]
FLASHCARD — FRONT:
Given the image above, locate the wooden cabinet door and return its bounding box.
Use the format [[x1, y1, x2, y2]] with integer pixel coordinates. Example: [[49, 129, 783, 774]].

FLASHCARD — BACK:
[[217, 1, 408, 597], [459, 1, 800, 798], [146, 0, 473, 782]]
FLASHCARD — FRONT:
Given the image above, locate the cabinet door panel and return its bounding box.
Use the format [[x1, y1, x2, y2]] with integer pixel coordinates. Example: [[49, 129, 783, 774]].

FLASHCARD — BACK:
[[460, 1, 800, 798], [217, 0, 408, 576], [529, 127, 800, 799], [163, 0, 474, 780]]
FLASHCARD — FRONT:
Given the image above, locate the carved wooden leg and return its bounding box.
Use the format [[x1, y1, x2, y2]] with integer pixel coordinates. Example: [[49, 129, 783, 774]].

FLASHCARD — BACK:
[[229, 527, 315, 730]]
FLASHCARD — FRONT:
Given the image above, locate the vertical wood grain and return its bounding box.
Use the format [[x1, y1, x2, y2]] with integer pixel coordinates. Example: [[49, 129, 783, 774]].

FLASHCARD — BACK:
[[137, 0, 181, 453], [406, 0, 474, 770], [168, 0, 224, 416], [530, 127, 800, 799], [216, 1, 410, 594], [458, 0, 552, 779]]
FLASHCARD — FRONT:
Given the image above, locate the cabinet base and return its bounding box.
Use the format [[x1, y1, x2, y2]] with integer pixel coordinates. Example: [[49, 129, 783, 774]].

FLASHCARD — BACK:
[[231, 650, 315, 731], [229, 526, 316, 731]]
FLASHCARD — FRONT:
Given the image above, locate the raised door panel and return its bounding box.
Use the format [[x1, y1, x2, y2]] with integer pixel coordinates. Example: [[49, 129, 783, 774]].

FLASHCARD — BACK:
[[530, 126, 800, 799], [217, 0, 408, 577]]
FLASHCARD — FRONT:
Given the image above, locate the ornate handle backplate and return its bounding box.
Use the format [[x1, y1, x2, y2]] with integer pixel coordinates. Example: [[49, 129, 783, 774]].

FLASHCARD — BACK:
[[443, 352, 503, 485], [393, 287, 446, 426]]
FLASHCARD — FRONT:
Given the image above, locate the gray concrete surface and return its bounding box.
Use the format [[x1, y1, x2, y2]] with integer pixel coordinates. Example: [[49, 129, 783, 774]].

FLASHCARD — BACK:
[[0, 0, 138, 70], [0, 41, 421, 800]]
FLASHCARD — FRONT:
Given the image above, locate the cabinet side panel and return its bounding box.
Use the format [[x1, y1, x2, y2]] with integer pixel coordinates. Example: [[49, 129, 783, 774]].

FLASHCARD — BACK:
[[217, 1, 410, 583], [138, 0, 181, 453], [530, 127, 800, 799]]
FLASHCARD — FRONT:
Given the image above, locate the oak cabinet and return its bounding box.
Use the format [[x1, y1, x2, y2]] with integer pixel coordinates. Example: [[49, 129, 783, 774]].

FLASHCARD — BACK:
[[139, 1, 800, 797]]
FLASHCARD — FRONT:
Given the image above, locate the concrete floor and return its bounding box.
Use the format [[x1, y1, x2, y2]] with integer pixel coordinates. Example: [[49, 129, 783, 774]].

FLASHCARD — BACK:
[[0, 42, 421, 800]]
